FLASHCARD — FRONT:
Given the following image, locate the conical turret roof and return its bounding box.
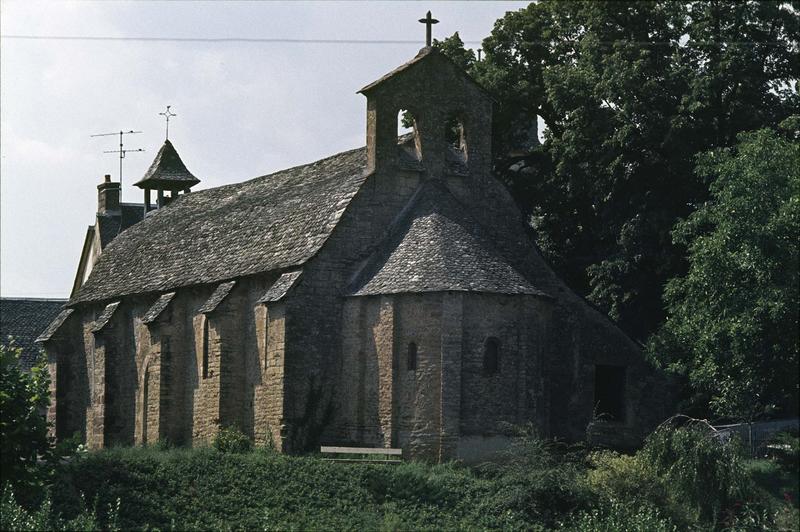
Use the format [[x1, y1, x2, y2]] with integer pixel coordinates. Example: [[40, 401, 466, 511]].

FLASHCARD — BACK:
[[134, 139, 200, 191]]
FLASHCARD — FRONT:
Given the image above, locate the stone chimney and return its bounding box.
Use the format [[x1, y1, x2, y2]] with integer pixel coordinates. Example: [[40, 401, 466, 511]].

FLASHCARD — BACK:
[[97, 174, 120, 214]]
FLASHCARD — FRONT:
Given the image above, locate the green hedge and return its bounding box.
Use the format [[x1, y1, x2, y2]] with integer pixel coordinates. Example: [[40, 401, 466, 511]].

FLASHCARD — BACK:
[[48, 447, 533, 530], [2, 426, 796, 531]]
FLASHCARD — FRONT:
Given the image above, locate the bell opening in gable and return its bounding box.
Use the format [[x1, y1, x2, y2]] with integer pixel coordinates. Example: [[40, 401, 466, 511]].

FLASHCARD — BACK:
[[397, 109, 422, 168], [445, 112, 468, 175]]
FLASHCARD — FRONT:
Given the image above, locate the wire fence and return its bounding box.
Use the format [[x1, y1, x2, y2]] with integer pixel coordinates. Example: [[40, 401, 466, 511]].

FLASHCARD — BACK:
[[712, 418, 799, 458]]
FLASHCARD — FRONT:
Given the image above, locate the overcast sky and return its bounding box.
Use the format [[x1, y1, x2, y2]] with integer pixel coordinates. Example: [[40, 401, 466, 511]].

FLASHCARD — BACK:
[[1, 0, 528, 298]]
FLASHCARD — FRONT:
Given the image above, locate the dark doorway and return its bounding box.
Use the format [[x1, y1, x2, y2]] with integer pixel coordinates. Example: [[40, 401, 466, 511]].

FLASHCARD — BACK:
[[483, 337, 500, 375], [594, 365, 626, 421]]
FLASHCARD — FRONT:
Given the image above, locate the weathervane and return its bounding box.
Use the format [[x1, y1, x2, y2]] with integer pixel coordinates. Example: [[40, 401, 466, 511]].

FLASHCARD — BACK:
[[159, 105, 177, 140], [418, 10, 439, 47], [90, 129, 144, 201]]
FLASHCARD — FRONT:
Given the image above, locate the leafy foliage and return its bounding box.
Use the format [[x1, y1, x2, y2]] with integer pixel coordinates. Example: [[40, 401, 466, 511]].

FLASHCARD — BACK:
[[47, 446, 535, 530], [0, 342, 52, 500], [212, 426, 252, 454], [648, 126, 799, 418], [435, 0, 798, 341], [0, 424, 790, 531], [563, 500, 677, 532], [1, 486, 119, 532], [640, 421, 748, 523], [481, 427, 595, 526], [586, 451, 671, 513]]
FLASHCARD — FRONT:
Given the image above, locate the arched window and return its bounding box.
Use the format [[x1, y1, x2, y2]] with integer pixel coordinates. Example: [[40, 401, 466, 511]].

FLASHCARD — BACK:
[[483, 337, 500, 375], [407, 342, 417, 371]]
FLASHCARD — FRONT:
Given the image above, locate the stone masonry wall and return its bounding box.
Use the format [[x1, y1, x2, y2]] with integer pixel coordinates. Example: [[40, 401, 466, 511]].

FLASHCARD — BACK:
[[459, 294, 549, 436], [333, 292, 551, 461], [44, 314, 89, 442], [288, 167, 422, 452], [253, 301, 287, 449], [392, 293, 444, 460], [57, 274, 285, 449]]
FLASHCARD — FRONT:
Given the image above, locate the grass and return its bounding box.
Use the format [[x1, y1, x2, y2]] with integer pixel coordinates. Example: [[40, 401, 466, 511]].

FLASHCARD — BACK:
[[745, 459, 799, 508]]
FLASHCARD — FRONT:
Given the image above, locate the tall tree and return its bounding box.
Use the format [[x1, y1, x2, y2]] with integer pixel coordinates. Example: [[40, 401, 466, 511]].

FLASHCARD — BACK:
[[437, 0, 799, 340], [648, 124, 799, 419]]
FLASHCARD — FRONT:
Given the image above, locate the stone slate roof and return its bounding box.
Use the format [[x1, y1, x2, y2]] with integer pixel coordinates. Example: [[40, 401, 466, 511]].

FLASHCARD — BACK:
[[97, 203, 145, 248], [258, 270, 302, 303], [142, 292, 176, 324], [1, 298, 67, 369], [90, 302, 120, 333], [36, 308, 74, 345], [72, 148, 368, 305], [348, 181, 547, 297], [198, 281, 236, 314], [397, 134, 424, 172], [134, 140, 200, 191], [359, 46, 489, 98]]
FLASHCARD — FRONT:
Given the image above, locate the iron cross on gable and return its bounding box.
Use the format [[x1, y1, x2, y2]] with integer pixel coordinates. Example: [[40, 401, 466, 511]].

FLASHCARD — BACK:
[[418, 11, 439, 47], [159, 105, 177, 140]]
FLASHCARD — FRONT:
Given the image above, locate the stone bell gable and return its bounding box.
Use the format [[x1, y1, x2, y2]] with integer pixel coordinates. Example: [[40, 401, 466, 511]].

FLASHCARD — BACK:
[[39, 42, 670, 461], [360, 46, 492, 181]]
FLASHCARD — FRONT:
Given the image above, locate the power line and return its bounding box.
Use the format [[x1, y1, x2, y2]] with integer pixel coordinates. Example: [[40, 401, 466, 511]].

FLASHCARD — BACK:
[[0, 34, 791, 46], [2, 34, 476, 44]]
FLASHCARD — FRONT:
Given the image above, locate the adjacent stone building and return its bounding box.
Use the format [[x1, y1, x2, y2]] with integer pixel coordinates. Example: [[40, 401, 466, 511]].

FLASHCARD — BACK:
[[38, 46, 669, 461]]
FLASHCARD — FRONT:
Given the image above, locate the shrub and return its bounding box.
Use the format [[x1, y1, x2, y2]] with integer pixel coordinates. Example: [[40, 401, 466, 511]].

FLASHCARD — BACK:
[[0, 486, 119, 532], [480, 428, 595, 526], [1, 487, 52, 532], [640, 422, 748, 523], [562, 500, 677, 532], [586, 451, 664, 507], [585, 450, 693, 527], [212, 426, 252, 453], [0, 343, 52, 504]]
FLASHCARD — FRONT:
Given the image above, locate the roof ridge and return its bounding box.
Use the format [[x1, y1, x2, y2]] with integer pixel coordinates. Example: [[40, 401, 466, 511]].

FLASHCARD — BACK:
[[176, 145, 367, 201], [247, 145, 365, 183]]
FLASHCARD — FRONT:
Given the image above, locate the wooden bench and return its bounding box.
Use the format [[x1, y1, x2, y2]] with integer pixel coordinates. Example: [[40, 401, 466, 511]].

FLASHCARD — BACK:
[[320, 446, 403, 464]]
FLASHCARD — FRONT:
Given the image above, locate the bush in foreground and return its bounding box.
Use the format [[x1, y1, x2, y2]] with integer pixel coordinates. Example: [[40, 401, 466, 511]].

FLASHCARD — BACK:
[[1, 423, 796, 531], [0, 487, 118, 532], [0, 343, 52, 503]]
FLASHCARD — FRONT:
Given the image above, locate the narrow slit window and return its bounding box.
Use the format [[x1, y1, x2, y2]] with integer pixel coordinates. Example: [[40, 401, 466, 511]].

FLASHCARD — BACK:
[[483, 337, 500, 375], [594, 365, 626, 422], [264, 310, 269, 371], [407, 342, 417, 371], [201, 317, 210, 379]]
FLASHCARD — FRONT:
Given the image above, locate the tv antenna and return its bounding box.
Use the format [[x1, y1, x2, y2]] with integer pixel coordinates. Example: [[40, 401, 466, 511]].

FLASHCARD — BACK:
[[90, 129, 144, 201]]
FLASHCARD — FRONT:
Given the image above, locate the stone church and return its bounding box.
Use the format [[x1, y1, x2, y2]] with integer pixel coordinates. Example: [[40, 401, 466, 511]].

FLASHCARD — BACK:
[[38, 44, 668, 461]]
